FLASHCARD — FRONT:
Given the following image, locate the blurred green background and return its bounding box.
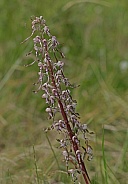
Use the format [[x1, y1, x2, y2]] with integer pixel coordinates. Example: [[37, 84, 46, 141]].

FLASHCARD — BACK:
[[0, 0, 128, 183]]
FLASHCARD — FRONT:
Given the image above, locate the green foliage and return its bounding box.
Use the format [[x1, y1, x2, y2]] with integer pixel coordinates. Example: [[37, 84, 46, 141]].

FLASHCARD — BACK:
[[0, 0, 128, 183]]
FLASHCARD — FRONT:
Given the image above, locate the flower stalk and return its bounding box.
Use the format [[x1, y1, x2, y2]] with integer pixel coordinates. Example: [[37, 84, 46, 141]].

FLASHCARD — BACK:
[[48, 56, 90, 183], [22, 16, 93, 184]]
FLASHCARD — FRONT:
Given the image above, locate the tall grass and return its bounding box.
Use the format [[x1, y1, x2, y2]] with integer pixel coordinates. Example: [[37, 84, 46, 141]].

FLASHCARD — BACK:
[[0, 0, 128, 183]]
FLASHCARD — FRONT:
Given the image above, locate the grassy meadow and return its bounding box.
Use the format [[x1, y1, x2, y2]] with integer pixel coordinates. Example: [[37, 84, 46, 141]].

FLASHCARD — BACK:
[[0, 0, 128, 183]]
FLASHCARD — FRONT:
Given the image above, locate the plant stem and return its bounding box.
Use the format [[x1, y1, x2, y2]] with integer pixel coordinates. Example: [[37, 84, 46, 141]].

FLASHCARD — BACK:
[[47, 55, 90, 184]]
